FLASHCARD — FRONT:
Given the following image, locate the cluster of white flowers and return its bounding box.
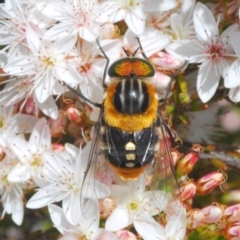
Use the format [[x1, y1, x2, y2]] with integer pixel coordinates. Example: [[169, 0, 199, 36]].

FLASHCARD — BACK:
[[1, 0, 240, 239]]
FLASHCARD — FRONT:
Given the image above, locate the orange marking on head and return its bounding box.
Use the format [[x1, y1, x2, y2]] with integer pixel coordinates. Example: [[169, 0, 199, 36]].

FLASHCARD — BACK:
[[103, 81, 159, 132], [114, 61, 132, 76], [133, 60, 152, 76]]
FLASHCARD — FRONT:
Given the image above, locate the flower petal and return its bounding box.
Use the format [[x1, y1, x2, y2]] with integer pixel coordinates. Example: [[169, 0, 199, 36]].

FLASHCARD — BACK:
[[134, 215, 165, 240], [166, 40, 204, 63], [35, 95, 58, 120], [229, 31, 240, 57], [10, 114, 38, 133], [8, 164, 31, 182], [144, 0, 177, 12], [26, 186, 65, 209], [124, 8, 145, 35], [62, 193, 81, 225], [229, 86, 240, 102], [48, 204, 75, 235], [193, 2, 217, 42], [225, 59, 240, 88], [105, 206, 132, 231], [197, 60, 220, 102], [28, 118, 50, 150], [139, 35, 170, 58], [11, 196, 24, 226]]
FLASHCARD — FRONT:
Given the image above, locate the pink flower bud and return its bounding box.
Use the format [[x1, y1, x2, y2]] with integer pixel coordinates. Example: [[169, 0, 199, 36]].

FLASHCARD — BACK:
[[48, 110, 68, 137], [151, 71, 171, 90], [51, 143, 65, 152], [23, 97, 38, 116], [202, 204, 224, 224], [177, 152, 199, 176], [179, 181, 196, 202], [171, 150, 182, 166], [66, 107, 84, 125], [225, 223, 240, 239], [196, 171, 226, 195], [116, 230, 137, 240], [225, 204, 240, 223], [150, 51, 181, 69], [99, 197, 115, 219], [187, 209, 205, 229]]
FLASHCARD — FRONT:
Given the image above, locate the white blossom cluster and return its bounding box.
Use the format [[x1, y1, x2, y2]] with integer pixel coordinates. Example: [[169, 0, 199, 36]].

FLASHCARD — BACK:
[[0, 0, 240, 239]]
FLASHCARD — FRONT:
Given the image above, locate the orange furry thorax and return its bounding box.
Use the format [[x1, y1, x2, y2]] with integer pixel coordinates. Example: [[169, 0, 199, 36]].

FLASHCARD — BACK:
[[103, 81, 159, 132]]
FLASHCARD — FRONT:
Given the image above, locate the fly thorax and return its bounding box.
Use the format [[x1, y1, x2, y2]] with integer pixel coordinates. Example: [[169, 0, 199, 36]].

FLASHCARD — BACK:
[[113, 77, 149, 114]]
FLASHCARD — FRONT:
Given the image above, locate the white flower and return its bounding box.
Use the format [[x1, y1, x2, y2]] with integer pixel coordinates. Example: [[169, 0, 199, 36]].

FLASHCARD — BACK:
[[8, 118, 51, 186], [168, 0, 196, 41], [0, 156, 25, 226], [67, 40, 105, 101], [0, 0, 52, 53], [105, 175, 171, 232], [39, 0, 102, 42], [0, 104, 38, 157], [166, 2, 238, 103], [26, 142, 110, 225], [0, 77, 58, 119], [97, 0, 146, 35], [134, 202, 186, 240], [97, 0, 177, 35], [48, 202, 119, 240], [3, 23, 78, 104]]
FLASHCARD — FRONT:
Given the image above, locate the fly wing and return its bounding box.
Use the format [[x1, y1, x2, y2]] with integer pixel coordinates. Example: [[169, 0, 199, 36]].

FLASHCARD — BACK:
[[143, 110, 181, 218], [80, 108, 110, 218]]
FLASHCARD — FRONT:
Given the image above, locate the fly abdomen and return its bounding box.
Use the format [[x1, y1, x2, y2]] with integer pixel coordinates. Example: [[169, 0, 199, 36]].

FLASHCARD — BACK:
[[113, 77, 149, 115], [100, 124, 158, 170]]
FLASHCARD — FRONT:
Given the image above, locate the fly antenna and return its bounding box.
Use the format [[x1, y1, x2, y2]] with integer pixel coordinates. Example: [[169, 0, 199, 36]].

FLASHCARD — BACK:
[[63, 82, 102, 108], [136, 37, 148, 60], [122, 47, 130, 57]]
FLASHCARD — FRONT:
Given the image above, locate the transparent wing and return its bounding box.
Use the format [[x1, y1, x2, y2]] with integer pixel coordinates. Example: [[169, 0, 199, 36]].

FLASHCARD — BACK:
[[143, 109, 181, 219], [80, 108, 111, 218]]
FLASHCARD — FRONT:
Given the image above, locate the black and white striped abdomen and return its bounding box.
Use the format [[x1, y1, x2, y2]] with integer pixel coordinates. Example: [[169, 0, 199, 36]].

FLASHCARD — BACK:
[[113, 77, 149, 114]]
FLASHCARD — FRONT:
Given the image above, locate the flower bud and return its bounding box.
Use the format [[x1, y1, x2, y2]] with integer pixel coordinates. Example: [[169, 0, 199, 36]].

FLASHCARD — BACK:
[[66, 107, 84, 126], [225, 223, 240, 239], [187, 209, 205, 229], [171, 150, 182, 166], [48, 110, 68, 137], [99, 197, 115, 219], [179, 180, 196, 202], [51, 143, 65, 152], [177, 152, 199, 176], [179, 92, 191, 104], [150, 51, 182, 69], [202, 204, 224, 224], [23, 97, 38, 116], [225, 204, 240, 223], [116, 230, 137, 240], [196, 171, 226, 195]]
